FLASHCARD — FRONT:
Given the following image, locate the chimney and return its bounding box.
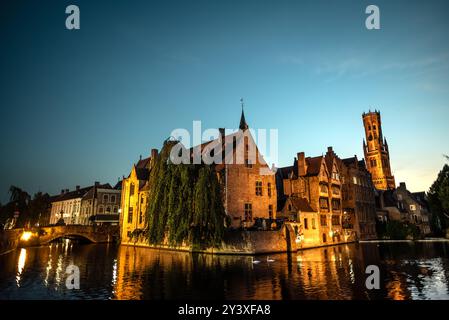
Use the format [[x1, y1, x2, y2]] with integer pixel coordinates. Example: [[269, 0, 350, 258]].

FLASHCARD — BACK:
[[95, 181, 100, 187], [61, 189, 65, 195], [151, 148, 158, 159], [76, 185, 80, 191], [139, 155, 142, 161], [219, 128, 225, 163], [399, 182, 406, 190], [297, 152, 307, 176], [65, 189, 69, 193], [327, 146, 333, 154]]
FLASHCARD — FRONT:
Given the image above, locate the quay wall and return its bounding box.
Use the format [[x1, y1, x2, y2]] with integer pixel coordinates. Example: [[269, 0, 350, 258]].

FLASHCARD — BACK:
[[0, 229, 21, 255], [121, 224, 353, 254]]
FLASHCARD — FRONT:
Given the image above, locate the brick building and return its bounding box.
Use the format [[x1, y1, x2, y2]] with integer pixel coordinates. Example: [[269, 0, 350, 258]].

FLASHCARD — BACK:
[[120, 109, 277, 243], [362, 110, 395, 190], [340, 155, 378, 240], [120, 150, 157, 240], [277, 148, 345, 247]]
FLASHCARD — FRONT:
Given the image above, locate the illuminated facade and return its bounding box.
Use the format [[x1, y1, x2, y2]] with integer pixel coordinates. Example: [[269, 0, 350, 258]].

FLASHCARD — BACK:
[[362, 110, 396, 190], [49, 186, 90, 225], [278, 148, 345, 246], [119, 150, 157, 242], [119, 110, 277, 245]]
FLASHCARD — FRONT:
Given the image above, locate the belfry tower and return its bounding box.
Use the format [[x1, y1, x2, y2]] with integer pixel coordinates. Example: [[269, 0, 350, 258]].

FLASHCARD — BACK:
[[362, 110, 396, 190]]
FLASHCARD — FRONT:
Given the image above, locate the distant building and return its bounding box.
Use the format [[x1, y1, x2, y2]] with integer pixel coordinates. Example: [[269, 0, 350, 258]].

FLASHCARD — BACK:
[[362, 110, 395, 190], [340, 155, 377, 240], [396, 182, 431, 235], [49, 186, 91, 225], [375, 182, 431, 236], [79, 182, 122, 226], [50, 182, 121, 226]]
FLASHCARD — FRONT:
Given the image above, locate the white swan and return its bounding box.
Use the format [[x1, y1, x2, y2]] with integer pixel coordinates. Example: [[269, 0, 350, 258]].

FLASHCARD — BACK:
[[267, 256, 275, 263], [252, 257, 261, 264]]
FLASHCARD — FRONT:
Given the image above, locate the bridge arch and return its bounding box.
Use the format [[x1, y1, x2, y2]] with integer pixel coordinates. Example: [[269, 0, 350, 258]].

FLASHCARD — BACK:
[[44, 233, 98, 244]]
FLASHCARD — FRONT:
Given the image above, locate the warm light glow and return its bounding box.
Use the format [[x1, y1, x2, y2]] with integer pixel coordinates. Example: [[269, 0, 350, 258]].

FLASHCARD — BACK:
[[21, 231, 33, 241], [16, 248, 27, 287], [329, 230, 334, 238]]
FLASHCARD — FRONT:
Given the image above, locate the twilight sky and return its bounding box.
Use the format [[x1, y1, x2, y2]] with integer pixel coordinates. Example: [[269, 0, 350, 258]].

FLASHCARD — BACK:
[[1, 0, 448, 203]]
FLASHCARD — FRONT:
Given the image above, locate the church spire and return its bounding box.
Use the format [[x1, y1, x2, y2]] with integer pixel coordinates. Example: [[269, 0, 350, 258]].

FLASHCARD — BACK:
[[239, 98, 249, 131]]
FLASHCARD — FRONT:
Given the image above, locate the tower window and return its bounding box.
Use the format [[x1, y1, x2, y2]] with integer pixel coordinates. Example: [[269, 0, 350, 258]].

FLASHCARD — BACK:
[[128, 207, 133, 223], [139, 210, 143, 224], [244, 203, 253, 221], [320, 215, 327, 226], [255, 181, 263, 196], [268, 205, 273, 219], [319, 198, 329, 210], [267, 183, 272, 197], [332, 215, 340, 225]]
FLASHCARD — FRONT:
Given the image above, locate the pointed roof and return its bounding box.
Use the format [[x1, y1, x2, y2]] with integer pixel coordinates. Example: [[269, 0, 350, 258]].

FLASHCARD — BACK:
[[305, 156, 324, 176], [288, 196, 316, 213], [239, 99, 249, 131]]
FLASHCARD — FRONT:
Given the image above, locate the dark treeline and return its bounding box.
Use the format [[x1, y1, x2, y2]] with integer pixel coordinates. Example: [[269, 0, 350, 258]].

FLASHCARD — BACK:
[[0, 186, 51, 229], [428, 155, 449, 236]]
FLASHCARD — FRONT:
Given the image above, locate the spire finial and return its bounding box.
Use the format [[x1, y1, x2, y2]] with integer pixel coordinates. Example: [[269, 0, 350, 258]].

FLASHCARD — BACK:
[[239, 98, 248, 131]]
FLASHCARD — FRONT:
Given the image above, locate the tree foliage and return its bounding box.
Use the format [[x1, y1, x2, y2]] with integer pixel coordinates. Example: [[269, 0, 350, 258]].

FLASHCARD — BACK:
[[145, 140, 226, 249], [428, 163, 449, 234], [377, 220, 420, 240], [0, 187, 51, 228]]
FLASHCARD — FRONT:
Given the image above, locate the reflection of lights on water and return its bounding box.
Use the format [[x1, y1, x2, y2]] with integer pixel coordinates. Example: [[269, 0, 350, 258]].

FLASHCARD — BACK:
[[55, 255, 63, 289], [63, 238, 70, 254], [111, 259, 118, 296], [45, 252, 52, 287], [16, 248, 27, 287], [348, 259, 355, 284], [21, 231, 32, 241]]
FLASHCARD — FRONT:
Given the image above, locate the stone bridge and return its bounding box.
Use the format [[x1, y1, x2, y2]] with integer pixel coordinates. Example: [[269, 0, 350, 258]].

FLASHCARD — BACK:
[[18, 225, 119, 248]]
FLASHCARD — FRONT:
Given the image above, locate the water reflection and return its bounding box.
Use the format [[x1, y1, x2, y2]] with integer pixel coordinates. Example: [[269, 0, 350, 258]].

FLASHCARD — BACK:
[[16, 248, 27, 287], [1, 241, 449, 299]]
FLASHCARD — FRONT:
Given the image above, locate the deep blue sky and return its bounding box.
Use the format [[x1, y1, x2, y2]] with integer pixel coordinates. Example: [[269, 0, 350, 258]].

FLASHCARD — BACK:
[[1, 0, 448, 202]]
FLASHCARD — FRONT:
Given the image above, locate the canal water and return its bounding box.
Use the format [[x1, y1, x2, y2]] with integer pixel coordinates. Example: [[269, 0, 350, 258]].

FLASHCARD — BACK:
[[1, 241, 449, 300]]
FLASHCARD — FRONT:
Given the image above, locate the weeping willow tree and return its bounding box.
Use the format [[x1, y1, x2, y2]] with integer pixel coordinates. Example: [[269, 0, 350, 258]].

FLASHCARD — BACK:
[[145, 140, 226, 249]]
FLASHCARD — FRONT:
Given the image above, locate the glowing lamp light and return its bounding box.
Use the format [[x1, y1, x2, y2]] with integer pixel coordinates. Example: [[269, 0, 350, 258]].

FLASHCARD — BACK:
[[21, 231, 33, 241], [329, 230, 334, 238]]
